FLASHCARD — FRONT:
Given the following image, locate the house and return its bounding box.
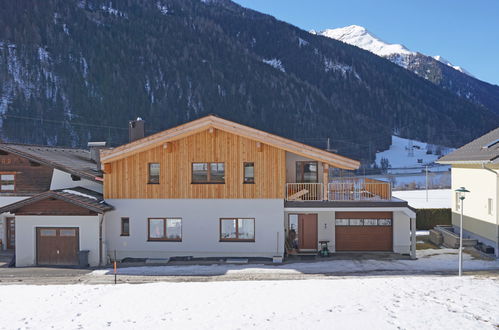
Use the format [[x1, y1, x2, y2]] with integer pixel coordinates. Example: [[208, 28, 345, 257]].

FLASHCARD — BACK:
[[0, 143, 107, 266], [0, 115, 417, 267], [438, 127, 499, 257]]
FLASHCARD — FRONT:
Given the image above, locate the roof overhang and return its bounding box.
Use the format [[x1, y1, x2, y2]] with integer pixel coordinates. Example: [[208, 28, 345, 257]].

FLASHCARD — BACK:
[[101, 115, 360, 170], [0, 190, 113, 214], [0, 144, 102, 183]]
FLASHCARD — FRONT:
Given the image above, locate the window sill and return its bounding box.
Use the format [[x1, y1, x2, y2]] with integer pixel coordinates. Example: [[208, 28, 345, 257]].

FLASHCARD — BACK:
[[243, 182, 255, 184], [120, 234, 130, 237], [147, 239, 182, 242], [219, 239, 255, 243], [147, 182, 160, 185], [191, 182, 225, 185]]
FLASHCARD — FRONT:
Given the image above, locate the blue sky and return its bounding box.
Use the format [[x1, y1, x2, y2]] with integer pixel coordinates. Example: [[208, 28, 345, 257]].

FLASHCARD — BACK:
[[233, 0, 499, 86]]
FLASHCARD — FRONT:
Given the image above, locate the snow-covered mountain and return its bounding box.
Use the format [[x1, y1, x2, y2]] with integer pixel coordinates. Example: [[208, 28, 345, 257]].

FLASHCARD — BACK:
[[312, 25, 471, 75], [313, 25, 499, 114]]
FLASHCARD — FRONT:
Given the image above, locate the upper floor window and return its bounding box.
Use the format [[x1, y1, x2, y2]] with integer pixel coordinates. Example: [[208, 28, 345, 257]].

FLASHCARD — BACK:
[[0, 173, 15, 192], [243, 162, 255, 184], [148, 163, 160, 184], [192, 162, 225, 183], [296, 161, 318, 183]]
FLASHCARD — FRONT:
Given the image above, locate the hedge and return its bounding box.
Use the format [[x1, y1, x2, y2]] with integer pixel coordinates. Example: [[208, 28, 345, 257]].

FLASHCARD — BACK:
[[416, 208, 452, 230]]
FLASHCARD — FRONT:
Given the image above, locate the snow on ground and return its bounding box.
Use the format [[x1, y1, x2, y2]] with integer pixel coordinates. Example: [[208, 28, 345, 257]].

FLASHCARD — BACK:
[[0, 276, 498, 329], [393, 189, 451, 209], [92, 249, 498, 277], [375, 136, 451, 168]]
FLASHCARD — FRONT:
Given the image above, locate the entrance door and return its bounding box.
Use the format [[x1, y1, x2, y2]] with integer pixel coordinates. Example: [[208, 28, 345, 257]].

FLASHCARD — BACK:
[[299, 214, 318, 250], [6, 217, 15, 249], [36, 228, 79, 265]]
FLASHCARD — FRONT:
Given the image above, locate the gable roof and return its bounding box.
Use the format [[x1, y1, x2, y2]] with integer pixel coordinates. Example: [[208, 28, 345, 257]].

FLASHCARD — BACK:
[[0, 143, 102, 182], [0, 187, 113, 214], [100, 115, 360, 170], [438, 127, 499, 164]]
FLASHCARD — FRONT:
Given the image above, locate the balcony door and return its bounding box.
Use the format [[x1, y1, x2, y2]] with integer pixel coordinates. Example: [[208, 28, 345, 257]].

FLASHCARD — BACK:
[[296, 161, 318, 183]]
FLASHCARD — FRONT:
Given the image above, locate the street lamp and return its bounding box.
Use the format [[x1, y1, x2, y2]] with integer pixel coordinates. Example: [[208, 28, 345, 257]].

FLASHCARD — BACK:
[[455, 186, 470, 276]]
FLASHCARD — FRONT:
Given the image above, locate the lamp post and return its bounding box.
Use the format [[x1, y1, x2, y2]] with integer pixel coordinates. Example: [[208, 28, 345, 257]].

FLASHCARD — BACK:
[[455, 187, 470, 276]]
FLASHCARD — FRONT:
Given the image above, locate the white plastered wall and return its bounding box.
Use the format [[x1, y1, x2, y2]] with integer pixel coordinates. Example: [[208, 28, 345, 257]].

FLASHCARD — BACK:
[[451, 165, 498, 247], [15, 215, 100, 267], [104, 199, 284, 260]]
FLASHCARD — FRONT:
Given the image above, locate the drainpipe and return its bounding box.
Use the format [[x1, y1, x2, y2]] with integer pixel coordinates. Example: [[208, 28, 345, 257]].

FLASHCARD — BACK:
[[482, 163, 499, 257], [99, 213, 104, 266]]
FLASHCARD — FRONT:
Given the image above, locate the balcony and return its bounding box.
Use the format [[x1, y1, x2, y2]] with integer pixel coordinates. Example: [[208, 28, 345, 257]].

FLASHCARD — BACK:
[[285, 178, 392, 202]]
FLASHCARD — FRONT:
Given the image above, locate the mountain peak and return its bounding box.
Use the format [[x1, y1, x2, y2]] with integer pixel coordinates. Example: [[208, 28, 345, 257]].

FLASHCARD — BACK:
[[432, 55, 474, 77], [314, 25, 415, 57]]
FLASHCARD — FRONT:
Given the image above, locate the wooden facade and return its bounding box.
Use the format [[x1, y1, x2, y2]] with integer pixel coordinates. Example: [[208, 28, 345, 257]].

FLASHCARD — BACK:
[[0, 151, 53, 195], [103, 129, 287, 199]]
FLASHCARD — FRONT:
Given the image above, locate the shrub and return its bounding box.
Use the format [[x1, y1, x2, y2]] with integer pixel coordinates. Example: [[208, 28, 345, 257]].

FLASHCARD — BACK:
[[416, 208, 451, 230]]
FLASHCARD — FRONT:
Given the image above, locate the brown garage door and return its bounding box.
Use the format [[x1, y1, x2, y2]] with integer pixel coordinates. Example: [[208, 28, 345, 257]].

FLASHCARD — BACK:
[[335, 212, 393, 251], [36, 227, 79, 265]]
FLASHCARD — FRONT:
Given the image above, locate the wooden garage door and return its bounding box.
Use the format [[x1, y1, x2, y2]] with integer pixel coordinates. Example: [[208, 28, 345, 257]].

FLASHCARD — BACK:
[[36, 227, 79, 265], [335, 212, 393, 251]]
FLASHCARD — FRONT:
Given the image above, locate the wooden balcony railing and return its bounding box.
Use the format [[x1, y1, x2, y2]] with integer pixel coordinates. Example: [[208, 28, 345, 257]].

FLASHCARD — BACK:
[[285, 183, 323, 201], [285, 179, 391, 201]]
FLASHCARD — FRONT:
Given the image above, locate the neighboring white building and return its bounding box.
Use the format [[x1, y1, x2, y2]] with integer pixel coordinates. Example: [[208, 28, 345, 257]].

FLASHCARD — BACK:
[[438, 127, 499, 257]]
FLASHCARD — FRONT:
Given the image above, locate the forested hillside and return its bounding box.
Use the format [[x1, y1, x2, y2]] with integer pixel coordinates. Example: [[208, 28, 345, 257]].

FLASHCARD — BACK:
[[0, 0, 497, 162]]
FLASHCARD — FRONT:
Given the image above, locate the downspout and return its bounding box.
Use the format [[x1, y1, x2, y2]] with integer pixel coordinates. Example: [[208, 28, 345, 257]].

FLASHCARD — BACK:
[[99, 213, 104, 266], [482, 163, 499, 257]]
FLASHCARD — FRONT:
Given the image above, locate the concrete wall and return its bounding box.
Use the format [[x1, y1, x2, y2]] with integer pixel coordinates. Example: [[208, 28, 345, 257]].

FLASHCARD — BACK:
[[0, 196, 29, 250], [15, 215, 101, 267], [284, 209, 411, 254], [50, 169, 103, 193], [104, 199, 284, 260], [393, 211, 411, 254], [285, 152, 324, 183], [451, 165, 499, 249]]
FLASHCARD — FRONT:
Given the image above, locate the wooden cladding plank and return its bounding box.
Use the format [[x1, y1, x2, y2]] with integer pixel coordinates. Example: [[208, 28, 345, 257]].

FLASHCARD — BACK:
[[104, 129, 286, 199]]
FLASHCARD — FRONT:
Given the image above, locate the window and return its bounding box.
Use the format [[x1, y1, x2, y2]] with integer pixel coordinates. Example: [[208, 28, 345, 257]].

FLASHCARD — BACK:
[[148, 163, 160, 184], [192, 162, 225, 183], [296, 161, 318, 183], [121, 217, 130, 236], [243, 162, 255, 184], [148, 218, 182, 241], [335, 218, 392, 226], [0, 173, 15, 192], [488, 198, 493, 215], [220, 218, 255, 242]]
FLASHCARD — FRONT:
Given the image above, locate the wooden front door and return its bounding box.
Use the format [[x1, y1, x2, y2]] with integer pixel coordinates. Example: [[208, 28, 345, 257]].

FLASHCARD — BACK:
[[299, 214, 318, 250], [6, 217, 15, 249], [36, 228, 79, 265]]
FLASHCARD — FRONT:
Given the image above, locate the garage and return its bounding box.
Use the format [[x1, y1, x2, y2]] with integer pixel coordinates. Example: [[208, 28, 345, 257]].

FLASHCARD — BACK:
[[335, 212, 393, 251], [36, 227, 79, 265]]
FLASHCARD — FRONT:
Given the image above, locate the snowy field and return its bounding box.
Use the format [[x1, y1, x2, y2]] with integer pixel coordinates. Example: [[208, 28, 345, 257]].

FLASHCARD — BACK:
[[393, 189, 451, 209], [91, 249, 499, 277], [0, 276, 498, 329]]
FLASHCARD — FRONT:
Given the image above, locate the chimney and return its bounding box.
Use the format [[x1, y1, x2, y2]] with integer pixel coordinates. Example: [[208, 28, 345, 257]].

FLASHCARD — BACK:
[[129, 117, 145, 142], [88, 141, 107, 170]]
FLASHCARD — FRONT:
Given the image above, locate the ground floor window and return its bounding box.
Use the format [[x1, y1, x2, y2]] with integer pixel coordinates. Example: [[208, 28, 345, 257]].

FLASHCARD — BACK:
[[121, 217, 130, 236], [148, 218, 182, 241], [220, 218, 255, 242]]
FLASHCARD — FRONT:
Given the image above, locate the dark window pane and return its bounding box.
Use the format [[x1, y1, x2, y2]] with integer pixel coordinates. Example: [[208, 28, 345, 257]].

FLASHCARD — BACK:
[[148, 163, 160, 183], [210, 163, 225, 182], [192, 163, 208, 182], [296, 161, 318, 183], [244, 162, 254, 183], [121, 218, 130, 235]]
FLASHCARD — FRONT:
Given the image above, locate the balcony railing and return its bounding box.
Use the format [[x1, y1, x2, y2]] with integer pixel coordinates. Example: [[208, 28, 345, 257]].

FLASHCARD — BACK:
[[285, 179, 391, 201]]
